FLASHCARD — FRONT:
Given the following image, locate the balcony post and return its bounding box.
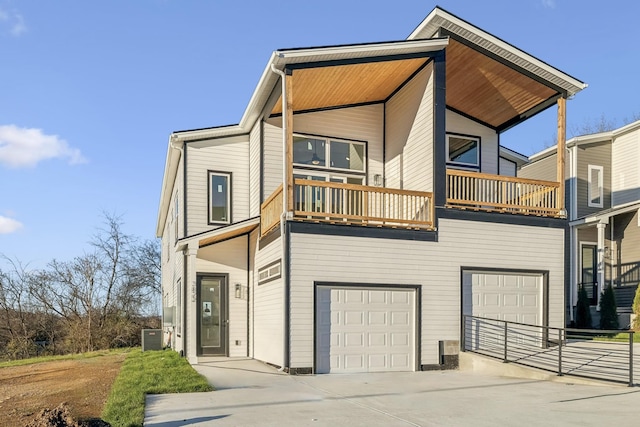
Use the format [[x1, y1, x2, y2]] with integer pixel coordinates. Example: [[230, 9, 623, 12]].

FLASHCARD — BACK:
[[557, 97, 566, 216], [285, 70, 294, 213]]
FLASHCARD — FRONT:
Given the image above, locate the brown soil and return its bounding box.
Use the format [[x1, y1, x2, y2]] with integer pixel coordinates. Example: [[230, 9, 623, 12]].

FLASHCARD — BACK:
[[0, 353, 126, 427]]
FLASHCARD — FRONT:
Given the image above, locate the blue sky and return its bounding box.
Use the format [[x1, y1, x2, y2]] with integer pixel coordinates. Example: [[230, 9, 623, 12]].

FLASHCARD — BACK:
[[1, 0, 638, 268]]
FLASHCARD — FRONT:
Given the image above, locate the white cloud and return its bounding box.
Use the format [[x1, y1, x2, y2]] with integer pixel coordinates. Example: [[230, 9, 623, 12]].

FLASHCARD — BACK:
[[541, 0, 557, 9], [0, 6, 27, 37], [0, 125, 87, 168], [0, 215, 23, 234]]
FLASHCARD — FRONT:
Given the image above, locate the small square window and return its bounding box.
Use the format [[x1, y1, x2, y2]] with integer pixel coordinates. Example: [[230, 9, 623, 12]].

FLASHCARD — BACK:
[[447, 134, 480, 169]]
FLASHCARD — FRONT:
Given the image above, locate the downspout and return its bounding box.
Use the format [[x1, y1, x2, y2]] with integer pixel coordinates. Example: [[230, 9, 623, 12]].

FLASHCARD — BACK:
[[270, 64, 290, 371]]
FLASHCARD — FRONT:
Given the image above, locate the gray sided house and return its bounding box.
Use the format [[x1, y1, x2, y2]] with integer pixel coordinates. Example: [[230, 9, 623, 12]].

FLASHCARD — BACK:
[[521, 120, 640, 327], [156, 7, 586, 373]]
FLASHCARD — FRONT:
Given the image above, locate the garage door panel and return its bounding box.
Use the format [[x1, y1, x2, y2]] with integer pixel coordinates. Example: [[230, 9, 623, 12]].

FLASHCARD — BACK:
[[316, 287, 415, 374]]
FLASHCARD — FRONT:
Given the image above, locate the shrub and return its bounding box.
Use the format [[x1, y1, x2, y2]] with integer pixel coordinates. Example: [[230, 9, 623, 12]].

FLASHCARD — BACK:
[[575, 284, 592, 329], [599, 285, 619, 330], [632, 285, 640, 331]]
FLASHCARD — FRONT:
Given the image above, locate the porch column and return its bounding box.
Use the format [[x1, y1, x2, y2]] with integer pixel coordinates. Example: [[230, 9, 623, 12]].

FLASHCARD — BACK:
[[596, 221, 607, 307], [557, 97, 566, 216], [186, 242, 198, 364], [285, 69, 294, 213]]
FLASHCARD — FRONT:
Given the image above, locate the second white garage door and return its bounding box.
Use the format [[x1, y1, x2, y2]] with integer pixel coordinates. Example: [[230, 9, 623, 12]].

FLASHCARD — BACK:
[[462, 270, 543, 325], [315, 286, 416, 374]]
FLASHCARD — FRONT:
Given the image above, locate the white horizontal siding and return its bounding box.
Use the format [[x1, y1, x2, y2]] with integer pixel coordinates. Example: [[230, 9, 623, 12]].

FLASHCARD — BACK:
[[612, 130, 640, 206], [262, 121, 283, 202], [196, 236, 249, 357], [292, 104, 384, 183], [288, 219, 564, 369], [446, 109, 499, 174], [249, 121, 261, 217], [186, 138, 250, 236], [252, 235, 285, 366], [385, 63, 434, 191]]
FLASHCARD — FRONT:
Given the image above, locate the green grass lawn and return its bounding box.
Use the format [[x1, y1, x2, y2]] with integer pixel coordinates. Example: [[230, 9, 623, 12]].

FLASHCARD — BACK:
[[593, 331, 640, 343], [102, 349, 213, 427]]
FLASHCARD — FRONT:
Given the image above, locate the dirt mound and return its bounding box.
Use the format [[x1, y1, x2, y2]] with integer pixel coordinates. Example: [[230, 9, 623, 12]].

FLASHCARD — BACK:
[[25, 403, 111, 427]]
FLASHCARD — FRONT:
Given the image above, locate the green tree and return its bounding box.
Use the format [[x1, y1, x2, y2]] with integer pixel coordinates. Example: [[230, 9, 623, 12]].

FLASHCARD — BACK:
[[632, 285, 640, 331], [575, 284, 592, 329], [599, 285, 619, 330]]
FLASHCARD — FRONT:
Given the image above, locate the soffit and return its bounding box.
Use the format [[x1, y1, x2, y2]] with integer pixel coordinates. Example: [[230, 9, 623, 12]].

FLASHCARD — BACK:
[[271, 57, 429, 114]]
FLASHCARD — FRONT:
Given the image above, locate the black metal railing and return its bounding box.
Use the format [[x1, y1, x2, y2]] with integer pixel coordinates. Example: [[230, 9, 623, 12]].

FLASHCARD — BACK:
[[462, 315, 636, 386]]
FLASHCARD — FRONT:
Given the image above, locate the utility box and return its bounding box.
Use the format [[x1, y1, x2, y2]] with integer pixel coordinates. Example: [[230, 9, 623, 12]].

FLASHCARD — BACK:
[[142, 329, 162, 351]]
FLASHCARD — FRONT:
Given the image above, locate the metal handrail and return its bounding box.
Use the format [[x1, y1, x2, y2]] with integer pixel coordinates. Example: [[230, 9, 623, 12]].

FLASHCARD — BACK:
[[462, 314, 635, 386]]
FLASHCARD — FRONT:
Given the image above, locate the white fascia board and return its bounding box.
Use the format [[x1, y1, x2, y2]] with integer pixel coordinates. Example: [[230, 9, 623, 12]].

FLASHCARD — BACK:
[[499, 146, 528, 163], [275, 38, 448, 60], [409, 7, 587, 96]]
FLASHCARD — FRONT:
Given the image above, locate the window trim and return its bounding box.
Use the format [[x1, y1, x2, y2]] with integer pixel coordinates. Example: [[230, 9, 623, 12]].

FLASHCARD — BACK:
[[587, 164, 603, 208], [258, 259, 282, 285], [446, 132, 481, 170], [207, 170, 232, 225], [292, 133, 367, 176]]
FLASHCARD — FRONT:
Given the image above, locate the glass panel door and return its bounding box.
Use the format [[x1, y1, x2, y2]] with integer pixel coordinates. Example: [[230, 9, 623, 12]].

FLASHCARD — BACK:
[[581, 245, 597, 305], [198, 276, 227, 355]]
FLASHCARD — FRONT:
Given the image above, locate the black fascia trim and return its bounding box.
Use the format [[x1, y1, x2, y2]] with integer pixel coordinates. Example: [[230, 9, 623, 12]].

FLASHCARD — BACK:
[[207, 170, 232, 226], [285, 51, 440, 71], [446, 105, 498, 131], [174, 122, 240, 134], [496, 132, 501, 175], [269, 100, 385, 118], [496, 94, 562, 133], [382, 103, 386, 184], [436, 207, 568, 229], [258, 226, 281, 250], [440, 28, 571, 96], [384, 58, 434, 103], [284, 222, 291, 370], [183, 143, 188, 237], [277, 37, 449, 53], [288, 221, 437, 242], [433, 50, 447, 209]]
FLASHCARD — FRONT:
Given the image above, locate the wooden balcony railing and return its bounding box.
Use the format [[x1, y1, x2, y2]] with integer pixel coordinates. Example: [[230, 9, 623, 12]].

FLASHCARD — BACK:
[[446, 170, 562, 217], [292, 179, 434, 229], [260, 184, 283, 236]]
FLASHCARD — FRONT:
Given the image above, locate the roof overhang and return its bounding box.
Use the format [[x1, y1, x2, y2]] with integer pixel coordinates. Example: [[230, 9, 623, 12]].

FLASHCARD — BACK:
[[409, 7, 587, 132], [570, 201, 640, 227], [175, 217, 260, 251]]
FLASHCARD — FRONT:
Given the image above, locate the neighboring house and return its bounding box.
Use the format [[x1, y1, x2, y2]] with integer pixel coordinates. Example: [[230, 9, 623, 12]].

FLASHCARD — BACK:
[[521, 120, 640, 327], [156, 7, 586, 373]]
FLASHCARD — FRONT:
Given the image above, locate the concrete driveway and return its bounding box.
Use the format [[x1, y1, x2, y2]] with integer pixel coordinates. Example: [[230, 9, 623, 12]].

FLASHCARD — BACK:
[[145, 358, 638, 426]]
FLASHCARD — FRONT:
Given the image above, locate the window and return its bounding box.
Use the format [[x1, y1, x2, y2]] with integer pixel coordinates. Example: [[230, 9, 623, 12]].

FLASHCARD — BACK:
[[208, 171, 231, 224], [293, 135, 365, 173], [447, 134, 480, 169], [258, 260, 282, 285], [588, 165, 603, 208]]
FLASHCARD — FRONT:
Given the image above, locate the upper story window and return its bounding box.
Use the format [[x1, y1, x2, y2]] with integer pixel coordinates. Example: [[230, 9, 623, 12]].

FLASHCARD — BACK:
[[293, 135, 365, 173], [447, 133, 480, 170], [588, 165, 603, 208], [208, 171, 231, 224]]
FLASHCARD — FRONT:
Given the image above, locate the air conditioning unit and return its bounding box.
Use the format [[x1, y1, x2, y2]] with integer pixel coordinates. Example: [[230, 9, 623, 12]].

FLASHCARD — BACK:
[[142, 329, 163, 351]]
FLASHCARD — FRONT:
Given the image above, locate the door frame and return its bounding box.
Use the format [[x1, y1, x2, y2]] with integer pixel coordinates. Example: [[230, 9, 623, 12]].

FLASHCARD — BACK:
[[196, 273, 229, 356], [313, 281, 421, 374], [579, 241, 598, 306]]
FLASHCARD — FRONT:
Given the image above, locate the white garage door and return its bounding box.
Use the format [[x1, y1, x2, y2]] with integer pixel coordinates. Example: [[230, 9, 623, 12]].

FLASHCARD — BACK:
[[315, 287, 415, 374], [463, 271, 543, 325]]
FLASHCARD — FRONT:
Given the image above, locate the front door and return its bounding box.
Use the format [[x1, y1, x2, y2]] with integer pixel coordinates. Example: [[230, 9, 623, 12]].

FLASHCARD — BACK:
[[197, 275, 227, 356], [581, 244, 598, 305]]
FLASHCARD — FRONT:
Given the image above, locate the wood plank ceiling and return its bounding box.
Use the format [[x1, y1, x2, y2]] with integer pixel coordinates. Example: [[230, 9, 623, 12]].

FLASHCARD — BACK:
[[271, 39, 559, 130]]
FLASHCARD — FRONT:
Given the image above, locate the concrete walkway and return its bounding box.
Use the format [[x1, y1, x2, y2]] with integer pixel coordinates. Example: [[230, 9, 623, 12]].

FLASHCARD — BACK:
[[145, 358, 639, 426]]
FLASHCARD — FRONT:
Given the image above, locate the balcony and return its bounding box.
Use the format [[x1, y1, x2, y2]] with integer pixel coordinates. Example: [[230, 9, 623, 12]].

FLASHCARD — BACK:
[[260, 172, 562, 236], [446, 170, 562, 217], [260, 179, 434, 236]]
